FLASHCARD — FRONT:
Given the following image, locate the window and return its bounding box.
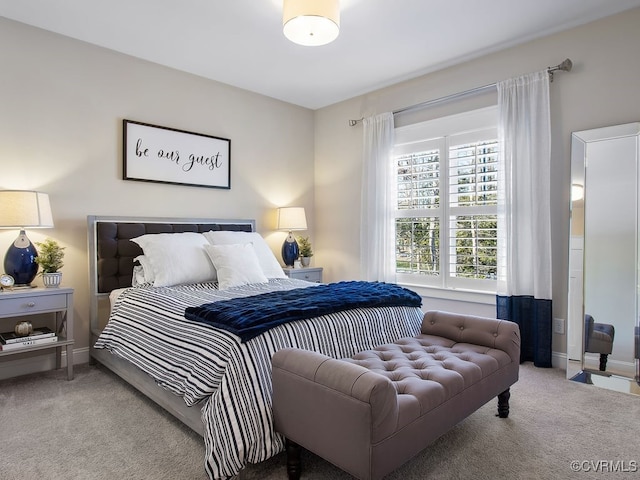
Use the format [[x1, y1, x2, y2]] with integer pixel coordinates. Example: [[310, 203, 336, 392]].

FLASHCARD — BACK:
[[394, 107, 498, 292]]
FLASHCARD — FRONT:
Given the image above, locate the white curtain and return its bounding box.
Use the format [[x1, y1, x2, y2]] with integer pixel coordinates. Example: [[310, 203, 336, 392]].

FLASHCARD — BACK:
[[497, 70, 552, 298], [496, 70, 553, 367], [360, 112, 396, 282]]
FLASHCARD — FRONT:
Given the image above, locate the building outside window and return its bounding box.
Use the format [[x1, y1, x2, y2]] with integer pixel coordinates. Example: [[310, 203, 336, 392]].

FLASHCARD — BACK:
[[394, 107, 498, 292]]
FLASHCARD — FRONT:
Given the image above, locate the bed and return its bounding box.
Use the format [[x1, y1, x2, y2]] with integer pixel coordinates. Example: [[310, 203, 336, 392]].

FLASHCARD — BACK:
[[88, 215, 424, 480]]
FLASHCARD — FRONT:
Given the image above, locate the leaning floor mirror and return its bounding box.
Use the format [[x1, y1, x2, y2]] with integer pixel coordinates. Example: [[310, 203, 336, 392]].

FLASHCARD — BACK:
[[567, 121, 640, 395]]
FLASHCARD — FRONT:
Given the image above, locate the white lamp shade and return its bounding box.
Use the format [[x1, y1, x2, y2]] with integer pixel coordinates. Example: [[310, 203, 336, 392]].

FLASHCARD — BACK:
[[283, 0, 340, 46], [0, 190, 54, 228], [277, 207, 307, 231]]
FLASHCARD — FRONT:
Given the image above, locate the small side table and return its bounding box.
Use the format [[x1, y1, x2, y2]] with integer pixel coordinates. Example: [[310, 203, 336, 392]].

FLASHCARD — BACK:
[[282, 267, 323, 283], [0, 287, 74, 380]]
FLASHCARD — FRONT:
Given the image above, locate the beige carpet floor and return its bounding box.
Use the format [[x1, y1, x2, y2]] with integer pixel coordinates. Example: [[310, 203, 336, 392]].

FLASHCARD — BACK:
[[0, 362, 638, 480]]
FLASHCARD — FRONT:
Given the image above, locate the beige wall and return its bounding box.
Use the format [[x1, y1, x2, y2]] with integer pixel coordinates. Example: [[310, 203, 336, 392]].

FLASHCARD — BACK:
[[2, 8, 639, 370], [0, 18, 315, 359], [314, 8, 640, 357]]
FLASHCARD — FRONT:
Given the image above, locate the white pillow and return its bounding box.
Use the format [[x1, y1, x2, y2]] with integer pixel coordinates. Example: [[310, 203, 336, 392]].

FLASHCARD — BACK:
[[133, 255, 155, 284], [203, 243, 268, 290], [203, 231, 286, 279], [131, 232, 215, 287]]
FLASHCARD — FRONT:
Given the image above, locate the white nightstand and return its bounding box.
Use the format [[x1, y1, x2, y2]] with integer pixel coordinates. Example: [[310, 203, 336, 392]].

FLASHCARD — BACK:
[[282, 267, 323, 283], [0, 287, 74, 380]]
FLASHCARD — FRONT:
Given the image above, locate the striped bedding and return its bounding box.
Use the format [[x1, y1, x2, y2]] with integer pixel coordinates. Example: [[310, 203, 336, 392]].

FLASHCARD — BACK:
[[94, 278, 424, 480]]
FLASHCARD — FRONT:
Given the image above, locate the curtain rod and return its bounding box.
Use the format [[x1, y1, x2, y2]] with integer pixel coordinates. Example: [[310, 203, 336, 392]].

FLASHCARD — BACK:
[[348, 58, 573, 126]]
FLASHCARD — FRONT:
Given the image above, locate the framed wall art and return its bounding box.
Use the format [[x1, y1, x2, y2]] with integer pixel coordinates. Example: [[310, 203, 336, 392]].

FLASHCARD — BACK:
[[123, 119, 231, 189]]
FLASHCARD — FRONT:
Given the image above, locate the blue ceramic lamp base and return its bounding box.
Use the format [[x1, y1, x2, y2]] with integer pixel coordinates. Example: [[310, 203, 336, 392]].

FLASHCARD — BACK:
[[3, 230, 39, 286], [281, 232, 299, 267]]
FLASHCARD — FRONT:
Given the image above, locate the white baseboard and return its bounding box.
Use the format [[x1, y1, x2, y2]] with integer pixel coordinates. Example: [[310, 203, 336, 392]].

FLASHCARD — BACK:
[[2, 348, 630, 382], [583, 352, 636, 378], [552, 350, 566, 370], [555, 350, 637, 378], [0, 346, 89, 381]]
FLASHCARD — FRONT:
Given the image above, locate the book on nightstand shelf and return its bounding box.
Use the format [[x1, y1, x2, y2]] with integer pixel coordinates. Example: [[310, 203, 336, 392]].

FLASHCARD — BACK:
[[0, 327, 58, 351], [0, 327, 56, 344], [0, 335, 58, 351]]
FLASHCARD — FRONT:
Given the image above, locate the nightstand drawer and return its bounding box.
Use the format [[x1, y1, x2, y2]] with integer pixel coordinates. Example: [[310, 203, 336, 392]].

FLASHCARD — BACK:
[[0, 293, 68, 316], [283, 267, 323, 283], [294, 270, 322, 283]]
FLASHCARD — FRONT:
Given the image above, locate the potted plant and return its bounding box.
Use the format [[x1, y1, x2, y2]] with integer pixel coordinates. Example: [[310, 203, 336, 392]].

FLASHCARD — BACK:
[[297, 236, 313, 267], [35, 238, 65, 288]]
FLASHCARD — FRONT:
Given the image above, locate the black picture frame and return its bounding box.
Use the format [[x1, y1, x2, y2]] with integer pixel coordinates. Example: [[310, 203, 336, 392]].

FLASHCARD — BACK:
[[123, 119, 231, 189]]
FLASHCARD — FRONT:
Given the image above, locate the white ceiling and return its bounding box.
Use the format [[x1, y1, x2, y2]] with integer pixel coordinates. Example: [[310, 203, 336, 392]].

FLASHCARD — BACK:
[[2, 0, 640, 110]]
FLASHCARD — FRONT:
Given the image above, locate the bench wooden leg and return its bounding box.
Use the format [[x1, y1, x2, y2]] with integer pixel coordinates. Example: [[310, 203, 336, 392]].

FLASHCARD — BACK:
[[497, 388, 511, 418], [285, 438, 302, 480]]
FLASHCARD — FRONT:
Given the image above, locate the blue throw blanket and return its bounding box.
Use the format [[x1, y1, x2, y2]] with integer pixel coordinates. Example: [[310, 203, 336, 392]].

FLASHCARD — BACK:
[[184, 281, 422, 342]]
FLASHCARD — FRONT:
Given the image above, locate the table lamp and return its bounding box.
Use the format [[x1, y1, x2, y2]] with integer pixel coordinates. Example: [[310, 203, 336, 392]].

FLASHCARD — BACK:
[[277, 207, 307, 267], [0, 190, 54, 286]]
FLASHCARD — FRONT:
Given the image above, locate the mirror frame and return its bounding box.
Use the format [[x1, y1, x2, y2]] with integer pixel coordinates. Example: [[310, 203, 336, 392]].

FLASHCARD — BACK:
[[567, 122, 640, 394]]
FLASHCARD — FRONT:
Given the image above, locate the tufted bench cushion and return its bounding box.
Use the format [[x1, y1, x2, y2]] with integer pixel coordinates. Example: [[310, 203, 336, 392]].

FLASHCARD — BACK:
[[345, 338, 513, 436], [272, 310, 520, 480]]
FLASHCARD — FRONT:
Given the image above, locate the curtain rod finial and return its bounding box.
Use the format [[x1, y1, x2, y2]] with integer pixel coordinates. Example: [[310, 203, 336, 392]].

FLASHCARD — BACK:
[[559, 58, 573, 72], [547, 58, 573, 82]]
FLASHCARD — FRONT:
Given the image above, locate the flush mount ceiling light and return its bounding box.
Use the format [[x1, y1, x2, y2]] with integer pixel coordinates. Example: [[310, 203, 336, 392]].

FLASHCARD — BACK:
[[283, 0, 340, 47]]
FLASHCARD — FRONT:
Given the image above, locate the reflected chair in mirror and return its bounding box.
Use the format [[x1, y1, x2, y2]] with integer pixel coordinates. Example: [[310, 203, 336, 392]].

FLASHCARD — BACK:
[[584, 314, 615, 371]]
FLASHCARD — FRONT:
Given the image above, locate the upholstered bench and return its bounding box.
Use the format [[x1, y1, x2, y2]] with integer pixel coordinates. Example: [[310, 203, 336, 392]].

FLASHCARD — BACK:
[[272, 310, 521, 480]]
